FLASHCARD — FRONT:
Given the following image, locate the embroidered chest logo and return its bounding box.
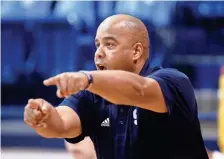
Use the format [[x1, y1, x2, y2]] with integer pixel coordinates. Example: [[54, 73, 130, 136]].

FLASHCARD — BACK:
[[101, 118, 110, 127]]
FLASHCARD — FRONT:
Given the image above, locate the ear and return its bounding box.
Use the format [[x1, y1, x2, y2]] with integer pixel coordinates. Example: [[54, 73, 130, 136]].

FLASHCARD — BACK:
[[132, 42, 144, 62]]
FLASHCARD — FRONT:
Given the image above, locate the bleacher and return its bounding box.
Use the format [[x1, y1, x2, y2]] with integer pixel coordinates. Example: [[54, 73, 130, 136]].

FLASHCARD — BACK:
[[1, 1, 223, 151]]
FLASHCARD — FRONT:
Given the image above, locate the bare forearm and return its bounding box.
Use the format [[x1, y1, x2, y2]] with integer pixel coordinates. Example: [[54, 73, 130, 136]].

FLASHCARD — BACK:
[[34, 107, 65, 138], [88, 70, 147, 105], [43, 69, 166, 113]]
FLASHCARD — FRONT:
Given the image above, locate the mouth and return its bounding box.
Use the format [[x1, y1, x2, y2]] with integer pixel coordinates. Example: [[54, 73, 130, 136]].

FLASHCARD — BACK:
[[97, 64, 107, 70]]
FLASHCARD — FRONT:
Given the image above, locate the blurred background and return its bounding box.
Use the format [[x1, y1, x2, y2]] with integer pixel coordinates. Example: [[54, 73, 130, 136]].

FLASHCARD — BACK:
[[1, 0, 224, 158]]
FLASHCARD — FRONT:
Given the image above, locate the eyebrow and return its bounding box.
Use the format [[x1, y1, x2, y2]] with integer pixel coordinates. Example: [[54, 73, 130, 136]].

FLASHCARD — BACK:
[[95, 36, 119, 44]]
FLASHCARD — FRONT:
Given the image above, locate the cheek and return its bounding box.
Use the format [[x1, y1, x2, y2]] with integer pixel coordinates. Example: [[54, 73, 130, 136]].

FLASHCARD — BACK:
[[123, 49, 133, 62], [105, 48, 133, 69], [114, 55, 133, 70], [104, 49, 118, 61]]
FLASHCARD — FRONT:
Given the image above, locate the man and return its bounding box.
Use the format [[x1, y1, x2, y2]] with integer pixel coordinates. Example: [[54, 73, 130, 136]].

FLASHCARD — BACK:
[[207, 149, 224, 159], [206, 66, 224, 159], [207, 66, 224, 159], [218, 66, 224, 153], [24, 14, 209, 159]]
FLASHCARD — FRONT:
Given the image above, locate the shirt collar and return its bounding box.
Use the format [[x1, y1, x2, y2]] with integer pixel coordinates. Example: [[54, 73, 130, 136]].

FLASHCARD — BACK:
[[139, 58, 162, 76], [139, 58, 152, 76]]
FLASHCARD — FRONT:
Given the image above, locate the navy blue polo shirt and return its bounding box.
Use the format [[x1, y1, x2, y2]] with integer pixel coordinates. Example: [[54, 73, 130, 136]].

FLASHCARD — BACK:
[[60, 60, 208, 159]]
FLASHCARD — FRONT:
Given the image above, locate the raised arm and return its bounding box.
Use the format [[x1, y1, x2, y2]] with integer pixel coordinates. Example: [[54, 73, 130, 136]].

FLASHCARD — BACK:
[[88, 70, 167, 113], [44, 70, 167, 113]]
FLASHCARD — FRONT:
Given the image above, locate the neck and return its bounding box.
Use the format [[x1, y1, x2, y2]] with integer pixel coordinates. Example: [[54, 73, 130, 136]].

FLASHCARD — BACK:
[[133, 59, 146, 75]]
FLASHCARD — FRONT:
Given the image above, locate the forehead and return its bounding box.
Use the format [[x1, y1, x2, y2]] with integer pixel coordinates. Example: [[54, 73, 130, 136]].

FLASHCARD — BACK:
[[95, 21, 132, 41]]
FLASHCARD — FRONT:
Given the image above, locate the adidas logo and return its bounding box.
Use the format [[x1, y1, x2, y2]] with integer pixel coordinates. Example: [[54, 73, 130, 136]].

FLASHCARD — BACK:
[[101, 118, 110, 127]]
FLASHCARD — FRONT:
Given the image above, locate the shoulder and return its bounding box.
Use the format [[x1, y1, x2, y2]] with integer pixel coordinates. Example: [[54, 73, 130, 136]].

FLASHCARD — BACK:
[[148, 67, 195, 100], [148, 68, 191, 86], [150, 68, 189, 80], [148, 68, 197, 119]]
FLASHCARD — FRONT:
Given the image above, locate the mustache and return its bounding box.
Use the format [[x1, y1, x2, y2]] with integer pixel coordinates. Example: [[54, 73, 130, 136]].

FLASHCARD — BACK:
[[95, 60, 105, 65]]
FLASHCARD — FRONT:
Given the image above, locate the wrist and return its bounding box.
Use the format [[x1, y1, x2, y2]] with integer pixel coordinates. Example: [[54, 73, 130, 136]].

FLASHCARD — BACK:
[[79, 71, 93, 90]]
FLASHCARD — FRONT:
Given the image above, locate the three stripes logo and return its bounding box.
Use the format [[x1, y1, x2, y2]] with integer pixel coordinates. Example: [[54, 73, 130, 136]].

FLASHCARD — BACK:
[[101, 118, 110, 127]]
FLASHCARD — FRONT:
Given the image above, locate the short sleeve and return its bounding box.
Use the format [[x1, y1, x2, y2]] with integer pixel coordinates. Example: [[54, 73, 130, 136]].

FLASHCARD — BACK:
[[149, 68, 197, 120], [59, 91, 97, 143]]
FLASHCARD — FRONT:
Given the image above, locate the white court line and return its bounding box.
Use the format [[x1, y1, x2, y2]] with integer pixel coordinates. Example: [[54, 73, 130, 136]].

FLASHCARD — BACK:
[[1, 148, 74, 159]]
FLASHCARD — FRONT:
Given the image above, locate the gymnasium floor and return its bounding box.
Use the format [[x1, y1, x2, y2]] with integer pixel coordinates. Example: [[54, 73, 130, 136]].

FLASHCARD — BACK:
[[1, 148, 74, 159]]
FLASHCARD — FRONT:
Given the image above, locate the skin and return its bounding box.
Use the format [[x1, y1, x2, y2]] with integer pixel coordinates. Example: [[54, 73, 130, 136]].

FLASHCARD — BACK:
[[94, 14, 150, 73], [24, 14, 167, 158], [206, 149, 213, 159]]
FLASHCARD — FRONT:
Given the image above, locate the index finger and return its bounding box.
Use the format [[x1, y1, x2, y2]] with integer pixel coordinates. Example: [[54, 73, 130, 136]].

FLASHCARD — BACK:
[[27, 99, 39, 109], [28, 99, 43, 109], [43, 76, 58, 86]]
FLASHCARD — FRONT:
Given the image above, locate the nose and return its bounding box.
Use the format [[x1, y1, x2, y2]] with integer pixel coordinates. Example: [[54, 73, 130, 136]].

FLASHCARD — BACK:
[[95, 47, 105, 59]]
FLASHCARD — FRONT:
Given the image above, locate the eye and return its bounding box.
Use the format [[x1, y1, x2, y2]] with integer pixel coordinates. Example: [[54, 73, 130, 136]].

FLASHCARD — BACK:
[[106, 42, 115, 49], [95, 43, 100, 49]]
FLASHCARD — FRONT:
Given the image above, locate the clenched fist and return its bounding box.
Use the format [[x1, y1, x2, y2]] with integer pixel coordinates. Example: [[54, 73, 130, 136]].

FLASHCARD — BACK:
[[43, 72, 89, 98], [24, 98, 52, 128]]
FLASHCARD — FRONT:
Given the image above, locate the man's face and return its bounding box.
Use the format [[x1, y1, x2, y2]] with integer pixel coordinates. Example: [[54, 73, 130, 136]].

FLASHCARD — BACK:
[[94, 22, 135, 72]]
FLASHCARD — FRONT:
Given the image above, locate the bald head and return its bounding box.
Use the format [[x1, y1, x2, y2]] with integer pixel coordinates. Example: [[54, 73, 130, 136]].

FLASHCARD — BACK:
[[94, 14, 150, 73], [97, 14, 150, 59]]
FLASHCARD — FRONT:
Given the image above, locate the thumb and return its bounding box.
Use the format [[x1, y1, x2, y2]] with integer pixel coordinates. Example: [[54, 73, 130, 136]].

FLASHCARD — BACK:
[[40, 102, 52, 115]]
